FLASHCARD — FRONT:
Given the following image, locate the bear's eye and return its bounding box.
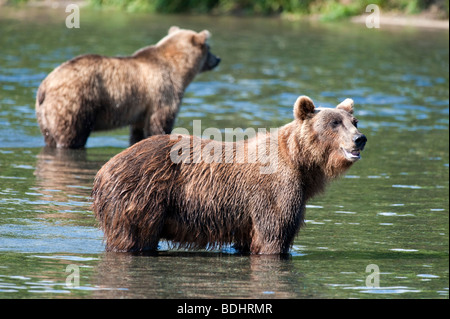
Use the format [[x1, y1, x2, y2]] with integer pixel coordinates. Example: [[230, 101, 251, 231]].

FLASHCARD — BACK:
[[331, 119, 342, 128], [353, 119, 358, 128]]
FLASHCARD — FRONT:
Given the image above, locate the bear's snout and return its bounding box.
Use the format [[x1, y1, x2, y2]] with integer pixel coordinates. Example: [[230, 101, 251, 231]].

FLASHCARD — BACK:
[[202, 51, 221, 72], [353, 134, 367, 151]]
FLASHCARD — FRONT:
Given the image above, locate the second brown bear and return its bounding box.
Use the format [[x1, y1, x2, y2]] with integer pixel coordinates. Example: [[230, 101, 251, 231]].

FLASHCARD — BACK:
[[35, 26, 220, 148]]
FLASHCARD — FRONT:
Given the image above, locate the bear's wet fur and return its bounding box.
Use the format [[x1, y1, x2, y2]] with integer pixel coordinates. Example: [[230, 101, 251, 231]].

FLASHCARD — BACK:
[[91, 96, 367, 254], [35, 26, 220, 149]]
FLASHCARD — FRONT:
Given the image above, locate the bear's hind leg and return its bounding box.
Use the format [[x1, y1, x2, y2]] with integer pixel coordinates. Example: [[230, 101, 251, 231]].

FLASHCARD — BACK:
[[129, 121, 145, 146], [249, 224, 294, 255], [104, 215, 164, 253], [233, 242, 251, 254], [122, 204, 167, 252], [42, 129, 57, 148]]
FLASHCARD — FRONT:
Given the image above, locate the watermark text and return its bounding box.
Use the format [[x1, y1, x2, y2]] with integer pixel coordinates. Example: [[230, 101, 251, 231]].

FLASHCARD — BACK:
[[365, 4, 380, 28], [65, 4, 80, 29], [65, 264, 80, 288], [170, 120, 279, 174]]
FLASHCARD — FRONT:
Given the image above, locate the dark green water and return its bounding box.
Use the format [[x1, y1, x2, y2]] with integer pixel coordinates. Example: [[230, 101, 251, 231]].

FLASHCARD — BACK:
[[0, 7, 448, 298]]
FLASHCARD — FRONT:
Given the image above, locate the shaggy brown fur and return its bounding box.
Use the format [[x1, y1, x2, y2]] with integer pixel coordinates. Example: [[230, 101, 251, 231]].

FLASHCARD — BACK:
[[91, 96, 367, 254], [35, 26, 220, 149]]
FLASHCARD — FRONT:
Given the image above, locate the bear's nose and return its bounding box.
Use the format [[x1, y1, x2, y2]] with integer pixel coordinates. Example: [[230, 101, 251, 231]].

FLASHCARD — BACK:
[[353, 134, 367, 150]]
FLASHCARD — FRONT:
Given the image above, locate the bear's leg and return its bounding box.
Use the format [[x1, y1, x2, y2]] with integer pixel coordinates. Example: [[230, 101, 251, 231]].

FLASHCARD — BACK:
[[51, 109, 94, 148], [250, 235, 292, 255], [129, 121, 145, 145], [64, 130, 91, 149], [53, 127, 91, 149], [145, 107, 177, 137], [233, 242, 251, 254], [104, 221, 163, 252], [249, 223, 295, 255], [249, 206, 304, 255], [38, 112, 87, 148], [42, 129, 57, 148], [232, 225, 253, 253], [106, 203, 167, 252]]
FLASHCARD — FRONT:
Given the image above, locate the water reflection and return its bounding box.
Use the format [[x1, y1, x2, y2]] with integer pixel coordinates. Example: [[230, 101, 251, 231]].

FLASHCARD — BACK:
[[32, 147, 105, 228], [92, 252, 303, 298], [35, 147, 100, 188], [33, 147, 102, 216]]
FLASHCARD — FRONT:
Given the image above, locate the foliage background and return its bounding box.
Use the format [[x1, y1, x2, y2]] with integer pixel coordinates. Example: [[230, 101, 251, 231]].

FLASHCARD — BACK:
[[86, 0, 449, 19], [4, 0, 449, 19]]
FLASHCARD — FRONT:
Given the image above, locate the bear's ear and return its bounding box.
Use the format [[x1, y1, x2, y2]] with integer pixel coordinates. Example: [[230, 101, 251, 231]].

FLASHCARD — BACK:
[[200, 30, 211, 40], [168, 26, 180, 34], [336, 98, 354, 114], [192, 30, 211, 46], [294, 96, 315, 120]]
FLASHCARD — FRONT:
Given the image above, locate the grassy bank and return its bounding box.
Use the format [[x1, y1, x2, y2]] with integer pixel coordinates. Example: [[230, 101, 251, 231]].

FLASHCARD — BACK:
[[3, 0, 449, 20], [88, 0, 449, 20]]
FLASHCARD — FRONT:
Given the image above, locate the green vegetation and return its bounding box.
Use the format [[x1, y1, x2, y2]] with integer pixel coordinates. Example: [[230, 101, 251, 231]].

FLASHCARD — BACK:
[[2, 0, 449, 19], [4, 0, 29, 5], [87, 0, 449, 19]]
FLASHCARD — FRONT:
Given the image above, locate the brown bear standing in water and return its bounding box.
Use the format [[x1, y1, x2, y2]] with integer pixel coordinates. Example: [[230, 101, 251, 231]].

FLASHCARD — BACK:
[[91, 96, 367, 254], [35, 26, 220, 149]]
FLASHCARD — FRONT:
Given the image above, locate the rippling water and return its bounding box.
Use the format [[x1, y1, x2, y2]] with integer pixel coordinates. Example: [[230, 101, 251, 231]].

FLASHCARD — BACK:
[[0, 7, 448, 298]]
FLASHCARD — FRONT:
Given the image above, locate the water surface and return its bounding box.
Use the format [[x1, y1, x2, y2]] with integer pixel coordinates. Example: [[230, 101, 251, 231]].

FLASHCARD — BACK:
[[0, 7, 448, 298]]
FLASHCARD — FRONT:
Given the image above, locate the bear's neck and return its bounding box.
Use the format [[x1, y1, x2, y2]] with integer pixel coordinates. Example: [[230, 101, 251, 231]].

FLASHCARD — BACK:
[[278, 122, 329, 199], [133, 46, 195, 92], [159, 50, 201, 91]]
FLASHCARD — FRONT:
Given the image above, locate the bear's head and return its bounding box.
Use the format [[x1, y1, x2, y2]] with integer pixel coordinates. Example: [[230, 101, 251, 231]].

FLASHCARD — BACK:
[[159, 26, 220, 76], [293, 95, 367, 178]]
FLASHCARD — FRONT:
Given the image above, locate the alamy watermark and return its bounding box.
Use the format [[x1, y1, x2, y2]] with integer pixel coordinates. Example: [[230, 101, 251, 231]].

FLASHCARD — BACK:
[[365, 4, 381, 28], [365, 264, 380, 288], [65, 264, 80, 288], [64, 3, 380, 30], [169, 120, 279, 174], [65, 4, 80, 29]]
